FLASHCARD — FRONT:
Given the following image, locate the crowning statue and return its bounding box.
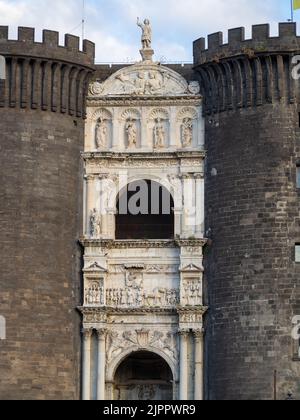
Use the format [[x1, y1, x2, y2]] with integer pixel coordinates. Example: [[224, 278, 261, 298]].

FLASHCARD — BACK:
[[137, 17, 154, 62]]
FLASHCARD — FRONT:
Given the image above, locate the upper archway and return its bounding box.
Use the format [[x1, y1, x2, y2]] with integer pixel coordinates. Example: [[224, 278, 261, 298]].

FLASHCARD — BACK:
[[116, 180, 174, 240]]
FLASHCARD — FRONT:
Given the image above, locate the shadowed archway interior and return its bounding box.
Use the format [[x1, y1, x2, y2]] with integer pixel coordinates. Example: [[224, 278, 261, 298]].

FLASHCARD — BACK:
[[113, 351, 174, 401], [116, 180, 174, 240]]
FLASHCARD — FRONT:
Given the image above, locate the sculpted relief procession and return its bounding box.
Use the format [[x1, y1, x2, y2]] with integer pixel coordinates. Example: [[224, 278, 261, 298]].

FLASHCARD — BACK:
[[80, 18, 206, 401]]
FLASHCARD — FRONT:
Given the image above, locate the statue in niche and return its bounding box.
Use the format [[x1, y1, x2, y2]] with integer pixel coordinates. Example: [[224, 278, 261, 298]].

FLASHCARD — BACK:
[[95, 118, 108, 149], [126, 119, 137, 148], [89, 208, 97, 237], [95, 213, 102, 238], [154, 118, 165, 149], [137, 18, 152, 50], [182, 118, 193, 148]]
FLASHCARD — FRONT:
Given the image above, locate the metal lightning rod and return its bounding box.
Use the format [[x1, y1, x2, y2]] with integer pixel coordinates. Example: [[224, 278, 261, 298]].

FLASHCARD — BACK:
[[82, 0, 85, 41]]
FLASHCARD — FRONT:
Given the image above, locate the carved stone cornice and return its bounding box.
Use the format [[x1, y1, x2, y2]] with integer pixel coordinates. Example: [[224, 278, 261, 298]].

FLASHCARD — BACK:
[[80, 238, 207, 249], [79, 306, 177, 316], [176, 239, 208, 247], [87, 96, 202, 108], [177, 306, 208, 316], [82, 150, 206, 161]]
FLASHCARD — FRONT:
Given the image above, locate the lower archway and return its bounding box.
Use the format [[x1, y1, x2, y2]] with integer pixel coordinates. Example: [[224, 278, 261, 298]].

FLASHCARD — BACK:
[[113, 351, 174, 401]]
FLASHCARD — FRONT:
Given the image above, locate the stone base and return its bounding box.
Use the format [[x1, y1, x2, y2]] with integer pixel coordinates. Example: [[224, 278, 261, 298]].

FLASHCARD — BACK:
[[140, 48, 154, 63]]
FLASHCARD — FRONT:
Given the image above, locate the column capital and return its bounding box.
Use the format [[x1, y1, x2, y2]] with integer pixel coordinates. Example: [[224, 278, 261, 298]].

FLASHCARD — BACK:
[[82, 328, 93, 341], [84, 174, 95, 182], [96, 328, 107, 340], [193, 329, 205, 341], [178, 328, 190, 338]]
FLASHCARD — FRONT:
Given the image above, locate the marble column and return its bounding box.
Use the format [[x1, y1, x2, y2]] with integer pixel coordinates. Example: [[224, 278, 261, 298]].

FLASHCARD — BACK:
[[82, 329, 92, 401], [179, 329, 189, 400], [97, 329, 107, 401], [195, 175, 204, 237], [194, 329, 204, 400]]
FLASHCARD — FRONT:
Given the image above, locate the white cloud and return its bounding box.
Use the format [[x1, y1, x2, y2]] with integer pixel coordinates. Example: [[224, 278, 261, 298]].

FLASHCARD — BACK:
[[0, 0, 291, 62]]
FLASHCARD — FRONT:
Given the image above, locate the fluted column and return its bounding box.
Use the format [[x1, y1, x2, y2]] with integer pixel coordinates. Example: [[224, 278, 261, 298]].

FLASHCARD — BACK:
[[97, 329, 107, 401], [194, 329, 204, 400], [179, 329, 189, 400], [82, 329, 93, 401]]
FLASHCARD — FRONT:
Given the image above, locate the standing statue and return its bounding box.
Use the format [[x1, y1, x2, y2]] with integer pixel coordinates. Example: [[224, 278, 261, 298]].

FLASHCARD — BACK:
[[137, 17, 152, 49], [182, 118, 193, 148], [89, 208, 97, 237], [95, 213, 102, 238], [95, 118, 107, 149], [126, 119, 137, 148], [154, 118, 165, 149]]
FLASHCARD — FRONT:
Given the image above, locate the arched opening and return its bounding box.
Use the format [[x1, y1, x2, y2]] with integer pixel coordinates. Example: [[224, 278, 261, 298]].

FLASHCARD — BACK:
[[116, 180, 174, 240], [113, 351, 174, 400]]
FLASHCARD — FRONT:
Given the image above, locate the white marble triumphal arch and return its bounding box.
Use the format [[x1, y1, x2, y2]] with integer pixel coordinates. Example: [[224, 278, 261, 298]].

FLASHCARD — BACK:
[[79, 20, 207, 401]]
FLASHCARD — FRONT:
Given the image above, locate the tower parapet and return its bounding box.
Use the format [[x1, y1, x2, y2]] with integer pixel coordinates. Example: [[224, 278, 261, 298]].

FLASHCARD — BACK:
[[194, 23, 300, 114], [0, 26, 95, 116]]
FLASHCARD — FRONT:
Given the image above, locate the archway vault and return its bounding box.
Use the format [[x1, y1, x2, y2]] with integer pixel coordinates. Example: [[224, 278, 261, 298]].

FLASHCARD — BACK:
[[110, 349, 176, 401]]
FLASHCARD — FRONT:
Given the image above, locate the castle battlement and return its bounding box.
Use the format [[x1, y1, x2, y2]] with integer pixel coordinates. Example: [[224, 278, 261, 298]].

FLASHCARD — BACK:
[[194, 23, 300, 65], [0, 26, 95, 66], [0, 26, 95, 116], [193, 22, 300, 114]]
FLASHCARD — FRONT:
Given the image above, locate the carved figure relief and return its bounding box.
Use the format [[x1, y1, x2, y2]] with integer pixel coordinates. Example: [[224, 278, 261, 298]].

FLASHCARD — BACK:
[[126, 119, 137, 148], [137, 18, 152, 50], [105, 286, 179, 308], [107, 330, 178, 363], [95, 118, 108, 149], [181, 278, 202, 307], [89, 208, 102, 238], [181, 118, 193, 148], [85, 279, 105, 306], [154, 118, 166, 149]]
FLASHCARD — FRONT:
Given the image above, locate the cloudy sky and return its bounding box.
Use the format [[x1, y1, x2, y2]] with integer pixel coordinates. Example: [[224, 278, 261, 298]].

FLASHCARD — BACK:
[[0, 0, 296, 62]]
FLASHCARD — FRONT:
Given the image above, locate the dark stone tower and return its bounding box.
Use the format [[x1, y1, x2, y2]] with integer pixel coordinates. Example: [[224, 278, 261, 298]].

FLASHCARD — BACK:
[[194, 23, 300, 400], [0, 27, 94, 400]]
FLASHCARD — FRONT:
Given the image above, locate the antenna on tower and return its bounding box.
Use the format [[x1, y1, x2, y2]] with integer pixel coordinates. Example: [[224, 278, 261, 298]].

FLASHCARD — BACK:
[[82, 0, 85, 41]]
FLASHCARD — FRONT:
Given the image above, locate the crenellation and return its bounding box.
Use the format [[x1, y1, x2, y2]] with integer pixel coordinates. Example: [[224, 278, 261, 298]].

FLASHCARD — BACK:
[[194, 22, 300, 67], [0, 26, 8, 40], [207, 32, 223, 50], [252, 24, 270, 41], [65, 33, 80, 51], [18, 27, 35, 43], [228, 27, 245, 44], [43, 29, 59, 47]]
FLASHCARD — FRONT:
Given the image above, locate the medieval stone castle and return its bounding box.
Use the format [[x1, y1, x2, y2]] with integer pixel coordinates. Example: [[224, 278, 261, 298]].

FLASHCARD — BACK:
[[0, 20, 299, 400]]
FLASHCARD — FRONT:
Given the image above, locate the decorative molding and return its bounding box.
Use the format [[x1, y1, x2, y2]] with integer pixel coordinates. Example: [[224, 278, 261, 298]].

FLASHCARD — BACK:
[[80, 238, 207, 248], [87, 97, 202, 107], [88, 64, 196, 98], [91, 108, 113, 121], [83, 262, 107, 273], [180, 263, 204, 273], [106, 329, 179, 364], [176, 106, 198, 122]]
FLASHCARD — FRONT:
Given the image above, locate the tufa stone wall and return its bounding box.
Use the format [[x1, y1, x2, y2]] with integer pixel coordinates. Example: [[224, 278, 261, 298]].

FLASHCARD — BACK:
[[0, 27, 95, 400], [194, 22, 300, 400]]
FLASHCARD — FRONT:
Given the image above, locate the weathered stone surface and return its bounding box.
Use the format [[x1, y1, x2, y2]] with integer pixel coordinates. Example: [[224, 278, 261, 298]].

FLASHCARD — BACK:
[[0, 28, 94, 400]]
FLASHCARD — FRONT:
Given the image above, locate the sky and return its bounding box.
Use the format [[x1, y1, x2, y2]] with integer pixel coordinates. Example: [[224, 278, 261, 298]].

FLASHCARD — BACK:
[[0, 0, 297, 63]]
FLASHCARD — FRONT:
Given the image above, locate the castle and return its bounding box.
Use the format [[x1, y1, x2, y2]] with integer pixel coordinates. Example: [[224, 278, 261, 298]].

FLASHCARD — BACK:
[[0, 21, 299, 401]]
